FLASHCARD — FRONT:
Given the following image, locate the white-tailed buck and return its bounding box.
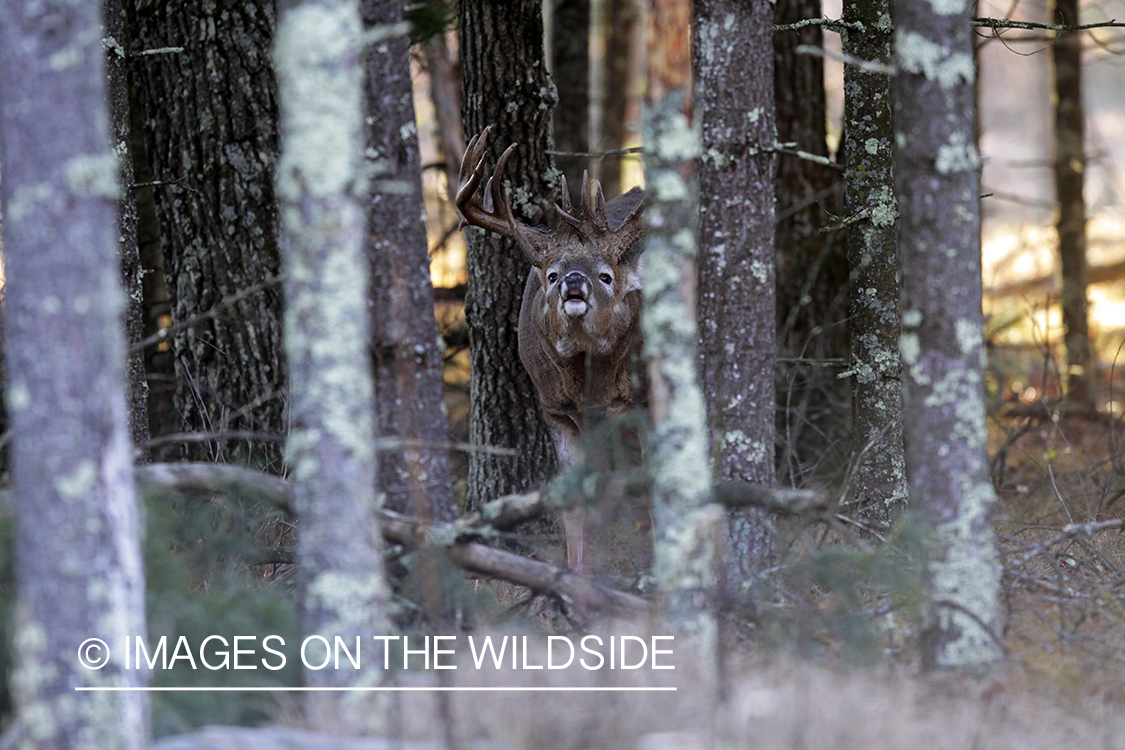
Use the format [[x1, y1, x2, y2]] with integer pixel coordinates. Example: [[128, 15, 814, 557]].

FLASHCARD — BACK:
[[456, 126, 645, 571]]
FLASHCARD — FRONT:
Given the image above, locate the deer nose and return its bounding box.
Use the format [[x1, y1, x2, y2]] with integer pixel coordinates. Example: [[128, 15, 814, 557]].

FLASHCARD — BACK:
[[563, 272, 587, 288]]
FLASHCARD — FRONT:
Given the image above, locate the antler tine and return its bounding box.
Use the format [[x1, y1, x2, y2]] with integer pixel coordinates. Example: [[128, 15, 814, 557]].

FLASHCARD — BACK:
[[555, 174, 586, 231], [579, 170, 591, 220], [455, 126, 526, 239], [558, 174, 574, 214], [487, 142, 518, 224], [591, 178, 609, 231]]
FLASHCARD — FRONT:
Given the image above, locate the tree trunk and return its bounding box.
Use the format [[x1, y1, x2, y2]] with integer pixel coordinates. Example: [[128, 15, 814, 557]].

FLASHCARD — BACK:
[[597, 0, 642, 197], [362, 0, 456, 524], [106, 0, 151, 456], [842, 0, 906, 524], [694, 0, 777, 598], [274, 0, 392, 729], [129, 0, 287, 469], [1051, 0, 1095, 409], [0, 3, 149, 745], [892, 1, 1003, 670], [644, 0, 720, 642], [551, 0, 591, 204], [458, 0, 558, 508]]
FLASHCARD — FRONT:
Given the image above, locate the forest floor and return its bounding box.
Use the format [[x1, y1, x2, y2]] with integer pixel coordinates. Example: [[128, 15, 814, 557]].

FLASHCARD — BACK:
[[361, 412, 1125, 750]]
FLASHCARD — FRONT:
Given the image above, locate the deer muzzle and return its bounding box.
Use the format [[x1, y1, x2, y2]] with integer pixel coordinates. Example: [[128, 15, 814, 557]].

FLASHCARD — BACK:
[[562, 272, 590, 317]]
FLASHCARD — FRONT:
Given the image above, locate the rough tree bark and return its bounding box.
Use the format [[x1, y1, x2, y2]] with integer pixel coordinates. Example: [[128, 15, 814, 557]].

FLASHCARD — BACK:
[[105, 0, 151, 454], [892, 0, 1003, 670], [362, 0, 456, 523], [551, 0, 591, 201], [0, 2, 149, 746], [694, 0, 777, 598], [842, 0, 907, 524], [274, 0, 392, 729], [597, 0, 642, 197], [458, 0, 559, 508], [1051, 0, 1095, 409], [644, 0, 720, 641], [129, 0, 287, 469]]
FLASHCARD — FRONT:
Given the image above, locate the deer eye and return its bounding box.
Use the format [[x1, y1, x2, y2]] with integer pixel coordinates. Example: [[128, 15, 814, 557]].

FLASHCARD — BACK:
[[547, 272, 558, 284], [599, 273, 613, 285]]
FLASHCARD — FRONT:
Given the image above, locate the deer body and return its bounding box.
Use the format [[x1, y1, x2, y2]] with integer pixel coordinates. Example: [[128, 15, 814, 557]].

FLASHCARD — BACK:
[[456, 127, 645, 570]]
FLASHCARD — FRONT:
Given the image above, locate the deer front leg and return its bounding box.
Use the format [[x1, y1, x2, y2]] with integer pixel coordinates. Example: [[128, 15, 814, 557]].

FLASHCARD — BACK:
[[546, 417, 589, 572]]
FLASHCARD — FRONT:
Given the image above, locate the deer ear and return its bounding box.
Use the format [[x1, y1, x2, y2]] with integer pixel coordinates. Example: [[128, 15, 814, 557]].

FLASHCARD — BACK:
[[621, 250, 644, 292]]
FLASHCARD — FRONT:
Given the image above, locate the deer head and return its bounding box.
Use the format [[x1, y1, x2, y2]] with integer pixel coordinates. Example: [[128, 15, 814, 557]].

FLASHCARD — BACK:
[[456, 126, 645, 360]]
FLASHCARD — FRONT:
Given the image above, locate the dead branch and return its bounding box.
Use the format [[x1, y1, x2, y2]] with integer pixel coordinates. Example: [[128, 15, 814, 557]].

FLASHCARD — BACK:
[[134, 463, 648, 617]]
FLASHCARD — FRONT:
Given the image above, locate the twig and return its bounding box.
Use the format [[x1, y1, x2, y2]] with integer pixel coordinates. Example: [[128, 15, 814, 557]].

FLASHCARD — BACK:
[[973, 16, 1125, 32], [768, 142, 844, 172], [132, 46, 185, 57], [774, 17, 862, 33], [795, 44, 895, 75], [545, 147, 643, 160]]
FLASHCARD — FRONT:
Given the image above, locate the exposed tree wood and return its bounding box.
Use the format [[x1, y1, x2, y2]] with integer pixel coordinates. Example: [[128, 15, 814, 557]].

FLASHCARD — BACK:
[[128, 463, 827, 533], [0, 1, 150, 744]]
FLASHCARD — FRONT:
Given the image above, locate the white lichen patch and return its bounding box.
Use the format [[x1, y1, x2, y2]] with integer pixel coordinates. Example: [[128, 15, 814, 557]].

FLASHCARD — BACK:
[[927, 0, 967, 15], [929, 478, 1001, 667], [64, 153, 120, 200], [900, 331, 920, 367], [653, 111, 700, 163], [722, 430, 769, 466], [954, 317, 982, 357], [869, 186, 898, 227], [650, 171, 689, 203], [56, 460, 97, 503], [864, 138, 880, 155], [274, 1, 365, 200], [935, 132, 979, 175], [896, 30, 973, 89], [307, 571, 391, 634]]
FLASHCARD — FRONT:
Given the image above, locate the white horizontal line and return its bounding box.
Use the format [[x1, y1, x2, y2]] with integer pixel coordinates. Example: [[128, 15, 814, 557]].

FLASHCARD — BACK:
[[76, 686, 677, 693]]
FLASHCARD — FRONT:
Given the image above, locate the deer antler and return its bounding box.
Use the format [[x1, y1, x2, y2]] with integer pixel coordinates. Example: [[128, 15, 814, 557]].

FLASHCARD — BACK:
[[456, 126, 547, 264], [555, 171, 644, 260], [457, 126, 644, 266]]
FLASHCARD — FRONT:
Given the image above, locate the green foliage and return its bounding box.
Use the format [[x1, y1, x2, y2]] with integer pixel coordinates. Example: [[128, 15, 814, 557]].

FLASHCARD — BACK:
[[142, 488, 300, 738], [760, 519, 929, 664], [407, 0, 456, 45]]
